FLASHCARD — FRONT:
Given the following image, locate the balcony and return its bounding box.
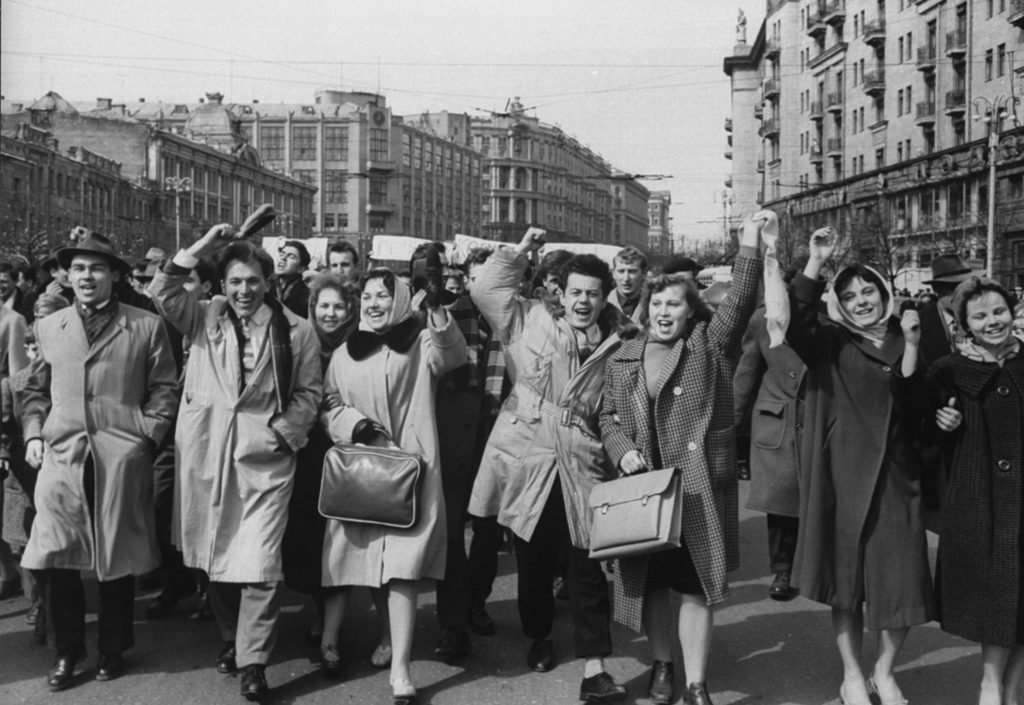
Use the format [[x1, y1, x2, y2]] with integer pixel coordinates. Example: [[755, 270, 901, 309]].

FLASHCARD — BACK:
[[806, 10, 826, 38], [365, 201, 397, 214], [810, 100, 824, 120], [754, 101, 764, 119], [863, 18, 885, 48], [823, 0, 846, 26], [809, 145, 824, 163], [808, 41, 849, 69], [862, 69, 885, 97], [765, 38, 781, 59], [1010, 0, 1024, 28], [915, 101, 937, 125], [826, 91, 844, 113], [763, 77, 781, 100], [916, 46, 937, 72], [826, 138, 843, 156], [945, 29, 967, 58], [945, 88, 967, 115], [724, 117, 732, 132], [364, 159, 396, 172], [759, 118, 780, 138]]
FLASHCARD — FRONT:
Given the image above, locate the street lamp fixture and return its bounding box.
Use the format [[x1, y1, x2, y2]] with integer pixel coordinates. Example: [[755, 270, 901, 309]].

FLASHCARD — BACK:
[[972, 95, 1017, 277], [164, 176, 192, 251]]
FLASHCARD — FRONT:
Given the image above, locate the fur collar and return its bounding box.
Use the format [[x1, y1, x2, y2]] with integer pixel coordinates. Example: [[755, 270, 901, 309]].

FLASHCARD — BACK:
[[346, 317, 422, 361]]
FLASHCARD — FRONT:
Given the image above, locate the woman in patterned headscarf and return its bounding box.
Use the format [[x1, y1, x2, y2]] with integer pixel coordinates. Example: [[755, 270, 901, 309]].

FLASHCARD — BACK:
[[319, 268, 466, 705], [788, 230, 933, 705]]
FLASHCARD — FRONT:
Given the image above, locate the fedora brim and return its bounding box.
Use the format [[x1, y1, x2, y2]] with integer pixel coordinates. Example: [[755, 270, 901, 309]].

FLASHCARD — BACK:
[[924, 271, 974, 285], [56, 247, 131, 273]]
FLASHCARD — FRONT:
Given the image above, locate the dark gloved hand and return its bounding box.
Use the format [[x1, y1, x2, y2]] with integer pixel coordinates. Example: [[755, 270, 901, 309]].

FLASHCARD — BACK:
[[351, 418, 390, 448]]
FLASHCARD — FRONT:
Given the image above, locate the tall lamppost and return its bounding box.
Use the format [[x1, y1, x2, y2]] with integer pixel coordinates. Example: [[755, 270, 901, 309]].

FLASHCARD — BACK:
[[164, 176, 192, 251], [972, 95, 1015, 277]]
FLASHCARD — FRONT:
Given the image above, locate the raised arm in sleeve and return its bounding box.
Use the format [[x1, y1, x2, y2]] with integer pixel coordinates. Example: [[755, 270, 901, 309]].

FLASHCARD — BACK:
[[424, 310, 468, 379], [147, 252, 207, 341], [708, 246, 762, 357], [468, 248, 532, 346], [786, 272, 828, 365]]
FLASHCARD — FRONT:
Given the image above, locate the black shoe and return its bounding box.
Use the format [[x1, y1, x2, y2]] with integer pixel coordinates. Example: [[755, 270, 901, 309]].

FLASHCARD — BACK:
[[469, 607, 496, 636], [196, 591, 215, 621], [648, 660, 674, 704], [26, 599, 42, 625], [216, 641, 237, 674], [579, 671, 626, 702], [47, 654, 79, 692], [682, 681, 713, 705], [526, 638, 555, 673], [768, 571, 797, 601], [145, 588, 181, 619], [434, 626, 471, 664], [239, 664, 269, 701], [95, 652, 124, 681]]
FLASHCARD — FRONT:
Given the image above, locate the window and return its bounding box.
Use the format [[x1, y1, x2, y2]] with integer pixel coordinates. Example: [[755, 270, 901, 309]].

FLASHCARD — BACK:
[[986, 49, 994, 81], [875, 148, 885, 168], [291, 126, 316, 160], [323, 213, 335, 230], [338, 213, 348, 228], [324, 126, 348, 161], [369, 177, 388, 205], [413, 137, 422, 169], [897, 89, 904, 116], [292, 169, 316, 186], [259, 125, 284, 161], [997, 44, 1006, 77], [402, 133, 411, 167], [898, 37, 904, 62], [987, 0, 994, 17], [424, 141, 433, 172], [370, 128, 389, 161], [323, 170, 347, 203]]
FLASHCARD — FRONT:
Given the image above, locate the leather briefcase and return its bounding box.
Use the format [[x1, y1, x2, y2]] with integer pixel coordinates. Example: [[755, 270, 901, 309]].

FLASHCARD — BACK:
[[587, 468, 682, 560], [319, 444, 423, 529]]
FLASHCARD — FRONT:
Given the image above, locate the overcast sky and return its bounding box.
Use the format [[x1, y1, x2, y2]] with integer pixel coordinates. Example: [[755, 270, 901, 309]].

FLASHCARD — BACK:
[[1, 0, 765, 242]]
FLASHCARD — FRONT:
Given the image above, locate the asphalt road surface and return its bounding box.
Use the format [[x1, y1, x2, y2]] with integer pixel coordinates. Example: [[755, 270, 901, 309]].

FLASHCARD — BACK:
[[0, 483, 982, 704]]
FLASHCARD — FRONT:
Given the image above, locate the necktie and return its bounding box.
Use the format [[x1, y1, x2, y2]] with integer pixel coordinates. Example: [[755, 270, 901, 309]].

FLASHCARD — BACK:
[[240, 316, 255, 387]]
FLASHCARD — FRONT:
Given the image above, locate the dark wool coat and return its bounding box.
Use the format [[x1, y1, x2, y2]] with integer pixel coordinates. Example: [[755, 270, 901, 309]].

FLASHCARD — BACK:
[[733, 307, 805, 518], [599, 250, 760, 631], [787, 274, 935, 631], [926, 345, 1023, 647]]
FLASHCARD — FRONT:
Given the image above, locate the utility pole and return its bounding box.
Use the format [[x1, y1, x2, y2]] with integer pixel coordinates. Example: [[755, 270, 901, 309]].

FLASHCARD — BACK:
[[164, 176, 192, 251], [972, 95, 1014, 277]]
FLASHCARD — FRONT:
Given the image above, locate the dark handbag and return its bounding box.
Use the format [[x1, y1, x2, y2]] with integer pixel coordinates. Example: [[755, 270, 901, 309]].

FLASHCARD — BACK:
[[587, 468, 682, 560], [319, 444, 424, 529]]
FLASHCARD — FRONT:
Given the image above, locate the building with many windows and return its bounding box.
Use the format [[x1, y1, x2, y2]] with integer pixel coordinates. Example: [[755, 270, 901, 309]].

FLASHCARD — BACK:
[[725, 0, 1024, 286], [129, 90, 483, 247], [469, 98, 651, 248], [1, 91, 314, 255]]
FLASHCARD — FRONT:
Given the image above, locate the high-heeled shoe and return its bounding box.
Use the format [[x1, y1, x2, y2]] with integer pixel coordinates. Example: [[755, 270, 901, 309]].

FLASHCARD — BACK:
[[839, 681, 873, 705], [320, 644, 342, 677], [391, 677, 417, 705], [869, 677, 908, 705], [371, 641, 393, 668]]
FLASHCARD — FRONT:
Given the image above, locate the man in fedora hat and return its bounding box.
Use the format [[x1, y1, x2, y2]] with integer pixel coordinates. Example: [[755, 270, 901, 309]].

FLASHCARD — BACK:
[[920, 253, 975, 367], [20, 231, 179, 692]]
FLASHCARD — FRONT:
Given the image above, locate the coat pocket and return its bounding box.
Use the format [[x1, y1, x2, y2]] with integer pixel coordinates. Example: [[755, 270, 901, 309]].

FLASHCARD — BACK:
[[752, 400, 786, 451], [705, 427, 738, 485]]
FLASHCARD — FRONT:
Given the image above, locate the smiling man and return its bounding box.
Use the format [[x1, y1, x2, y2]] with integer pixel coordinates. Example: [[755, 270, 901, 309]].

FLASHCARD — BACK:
[[273, 239, 311, 318], [20, 233, 178, 692], [468, 227, 636, 702], [149, 225, 321, 701], [608, 247, 648, 325]]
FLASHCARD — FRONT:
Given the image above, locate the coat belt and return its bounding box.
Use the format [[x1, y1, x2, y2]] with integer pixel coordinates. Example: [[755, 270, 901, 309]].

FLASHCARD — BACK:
[[504, 386, 598, 438]]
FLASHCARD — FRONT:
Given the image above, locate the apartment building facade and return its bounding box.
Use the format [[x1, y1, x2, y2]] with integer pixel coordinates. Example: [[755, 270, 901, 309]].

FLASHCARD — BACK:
[[726, 0, 1024, 286]]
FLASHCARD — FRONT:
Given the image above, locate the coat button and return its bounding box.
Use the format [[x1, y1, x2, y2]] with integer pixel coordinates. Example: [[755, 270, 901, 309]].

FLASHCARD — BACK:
[[881, 365, 892, 373], [788, 371, 797, 379], [673, 386, 683, 396], [997, 385, 1011, 396], [795, 423, 803, 432], [997, 459, 1012, 472], [687, 441, 697, 451]]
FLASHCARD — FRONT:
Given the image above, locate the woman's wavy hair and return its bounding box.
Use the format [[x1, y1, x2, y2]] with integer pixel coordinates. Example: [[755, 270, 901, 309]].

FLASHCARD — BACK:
[[359, 267, 397, 295], [950, 275, 1017, 335], [308, 273, 358, 315], [638, 273, 713, 328]]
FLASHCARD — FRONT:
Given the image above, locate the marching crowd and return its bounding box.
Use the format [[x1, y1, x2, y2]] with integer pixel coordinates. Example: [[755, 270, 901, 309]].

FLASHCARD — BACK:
[[0, 209, 1021, 705]]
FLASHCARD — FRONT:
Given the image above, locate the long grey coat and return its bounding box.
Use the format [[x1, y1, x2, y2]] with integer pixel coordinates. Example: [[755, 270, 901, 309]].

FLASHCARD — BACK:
[[599, 250, 760, 630], [320, 315, 466, 586], [21, 303, 178, 580], [733, 307, 805, 517], [468, 248, 632, 549], [150, 270, 322, 583]]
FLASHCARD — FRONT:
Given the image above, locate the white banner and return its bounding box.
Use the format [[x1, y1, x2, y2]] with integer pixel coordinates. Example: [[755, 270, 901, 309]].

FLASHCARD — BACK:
[[450, 234, 499, 265], [370, 235, 431, 262], [540, 242, 622, 268]]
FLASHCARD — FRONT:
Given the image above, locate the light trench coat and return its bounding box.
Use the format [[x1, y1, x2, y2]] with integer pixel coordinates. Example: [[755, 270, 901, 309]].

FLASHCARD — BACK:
[[20, 303, 179, 580], [321, 315, 467, 586], [150, 268, 322, 583], [468, 249, 633, 549]]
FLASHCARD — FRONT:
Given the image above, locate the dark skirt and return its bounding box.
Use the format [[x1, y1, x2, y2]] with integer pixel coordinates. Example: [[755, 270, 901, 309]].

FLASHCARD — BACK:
[[282, 426, 332, 595], [645, 538, 705, 597]]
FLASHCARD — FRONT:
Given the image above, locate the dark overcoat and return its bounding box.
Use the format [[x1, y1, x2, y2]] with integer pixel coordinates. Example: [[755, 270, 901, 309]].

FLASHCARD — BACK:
[[926, 345, 1023, 647], [599, 250, 760, 631], [733, 307, 805, 517], [787, 273, 935, 631]]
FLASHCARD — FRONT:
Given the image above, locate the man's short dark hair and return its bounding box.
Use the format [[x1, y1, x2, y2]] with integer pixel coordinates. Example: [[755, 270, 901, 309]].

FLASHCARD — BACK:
[[195, 256, 218, 285], [281, 239, 311, 268], [558, 254, 614, 297], [537, 249, 573, 285], [328, 241, 359, 266], [217, 241, 274, 281], [463, 247, 493, 269], [0, 262, 16, 277]]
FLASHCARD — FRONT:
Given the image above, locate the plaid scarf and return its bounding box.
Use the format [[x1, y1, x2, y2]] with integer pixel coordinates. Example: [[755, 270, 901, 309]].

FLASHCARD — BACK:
[[481, 318, 508, 417], [443, 294, 482, 392], [76, 297, 119, 346]]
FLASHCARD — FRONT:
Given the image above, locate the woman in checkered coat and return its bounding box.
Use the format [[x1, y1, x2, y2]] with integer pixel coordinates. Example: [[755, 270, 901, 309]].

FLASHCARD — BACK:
[[599, 211, 771, 705]]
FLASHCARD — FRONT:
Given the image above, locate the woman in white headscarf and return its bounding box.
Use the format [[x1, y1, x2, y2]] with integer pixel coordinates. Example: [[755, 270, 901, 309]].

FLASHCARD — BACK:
[[786, 230, 934, 705], [319, 268, 466, 705]]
